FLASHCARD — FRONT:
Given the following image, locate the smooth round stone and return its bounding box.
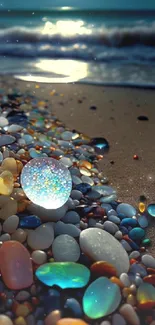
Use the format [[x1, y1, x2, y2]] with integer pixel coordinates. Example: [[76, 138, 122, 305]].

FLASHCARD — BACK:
[[116, 203, 136, 218], [21, 158, 72, 209], [0, 241, 33, 290], [45, 310, 61, 325], [19, 215, 41, 229], [72, 176, 82, 185], [100, 194, 117, 203], [75, 183, 91, 194], [70, 190, 83, 200], [114, 231, 122, 240], [130, 263, 147, 277], [91, 137, 109, 154], [103, 221, 119, 235], [108, 215, 120, 224], [129, 228, 145, 241], [101, 203, 112, 212], [119, 304, 140, 325], [54, 221, 81, 237], [0, 135, 16, 147], [0, 233, 11, 241], [120, 273, 131, 287], [0, 151, 3, 163], [79, 167, 91, 177], [0, 196, 17, 220], [0, 170, 14, 195], [36, 262, 90, 288], [64, 298, 82, 318], [80, 228, 130, 276], [31, 250, 47, 265], [137, 215, 148, 228], [141, 254, 155, 268], [90, 261, 117, 277], [1, 157, 17, 175], [57, 319, 88, 325], [147, 204, 155, 217], [112, 313, 126, 325], [93, 185, 116, 196], [81, 176, 94, 186], [61, 131, 73, 141], [62, 211, 80, 224], [52, 235, 80, 262], [0, 116, 9, 127], [120, 218, 137, 227], [129, 251, 140, 260], [15, 291, 30, 301], [83, 277, 121, 319], [11, 229, 27, 243], [27, 223, 54, 250], [100, 322, 111, 325], [28, 202, 67, 222], [6, 124, 23, 133], [3, 215, 19, 233], [137, 282, 155, 308], [86, 190, 101, 200], [120, 240, 132, 252], [0, 315, 13, 325], [59, 157, 72, 168]]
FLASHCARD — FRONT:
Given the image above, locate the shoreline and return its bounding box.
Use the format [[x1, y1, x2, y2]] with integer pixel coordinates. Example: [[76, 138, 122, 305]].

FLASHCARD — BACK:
[[1, 76, 155, 255]]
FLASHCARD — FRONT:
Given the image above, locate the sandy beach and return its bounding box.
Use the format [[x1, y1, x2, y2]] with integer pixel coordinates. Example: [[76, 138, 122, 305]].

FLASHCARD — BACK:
[[1, 76, 154, 256]]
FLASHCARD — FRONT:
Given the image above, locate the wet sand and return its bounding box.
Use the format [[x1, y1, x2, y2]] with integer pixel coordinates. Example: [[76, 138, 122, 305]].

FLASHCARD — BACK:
[[1, 77, 155, 255]]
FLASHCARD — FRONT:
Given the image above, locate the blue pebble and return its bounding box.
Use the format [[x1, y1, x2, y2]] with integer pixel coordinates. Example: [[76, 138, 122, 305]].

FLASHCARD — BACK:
[[130, 263, 147, 278], [120, 218, 137, 227], [100, 194, 117, 203], [129, 227, 145, 242], [147, 204, 155, 217], [120, 226, 129, 235], [19, 215, 42, 228], [75, 183, 91, 194], [107, 209, 117, 217], [128, 240, 140, 250], [116, 203, 136, 217], [108, 215, 120, 224], [138, 215, 149, 228], [64, 298, 83, 318], [117, 213, 127, 220], [100, 203, 112, 212], [42, 289, 61, 314]]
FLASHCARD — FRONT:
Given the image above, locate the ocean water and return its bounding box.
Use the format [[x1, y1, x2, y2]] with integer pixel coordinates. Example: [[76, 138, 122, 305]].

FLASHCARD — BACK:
[[1, 8, 155, 87]]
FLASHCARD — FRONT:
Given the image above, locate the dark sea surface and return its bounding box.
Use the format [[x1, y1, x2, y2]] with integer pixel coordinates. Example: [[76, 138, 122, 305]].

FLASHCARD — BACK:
[[1, 8, 155, 86]]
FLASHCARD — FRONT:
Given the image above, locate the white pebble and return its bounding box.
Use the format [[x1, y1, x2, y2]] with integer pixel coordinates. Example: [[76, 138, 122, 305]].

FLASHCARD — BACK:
[[129, 251, 140, 260], [11, 228, 27, 243], [0, 117, 8, 127], [115, 231, 123, 240], [112, 313, 126, 325], [120, 273, 131, 287], [141, 254, 155, 269], [3, 215, 19, 233], [0, 315, 13, 325], [28, 223, 54, 250], [0, 233, 11, 241], [6, 124, 23, 133], [31, 250, 47, 265], [59, 157, 72, 168], [52, 234, 80, 262], [119, 304, 140, 325]]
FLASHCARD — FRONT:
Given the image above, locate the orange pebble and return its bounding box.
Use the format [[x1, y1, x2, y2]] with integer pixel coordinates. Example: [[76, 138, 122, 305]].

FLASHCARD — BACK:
[[57, 319, 88, 325], [91, 261, 117, 277], [143, 275, 155, 285], [130, 259, 137, 265], [138, 301, 155, 310], [79, 160, 92, 170], [110, 276, 124, 289]]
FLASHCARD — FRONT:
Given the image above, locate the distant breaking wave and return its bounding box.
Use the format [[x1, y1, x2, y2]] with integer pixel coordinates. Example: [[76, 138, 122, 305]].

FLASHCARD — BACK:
[[1, 24, 155, 47]]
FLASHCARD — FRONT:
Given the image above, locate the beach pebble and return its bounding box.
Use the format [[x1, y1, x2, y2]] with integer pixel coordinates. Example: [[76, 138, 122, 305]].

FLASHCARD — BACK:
[[129, 251, 140, 260], [71, 190, 83, 200], [11, 228, 27, 243], [100, 322, 111, 325], [121, 240, 132, 252], [141, 254, 155, 268], [31, 250, 47, 265], [114, 231, 122, 240], [45, 310, 61, 325], [57, 319, 88, 325], [120, 273, 131, 287], [108, 215, 120, 224], [54, 221, 81, 237], [72, 176, 82, 185], [27, 223, 54, 250], [28, 203, 67, 222], [15, 291, 30, 302], [93, 185, 116, 196], [81, 175, 94, 186], [103, 221, 119, 234], [7, 124, 23, 133], [86, 190, 101, 200], [80, 228, 130, 275], [0, 135, 16, 147], [0, 315, 13, 325], [3, 215, 19, 233], [0, 116, 9, 127], [119, 304, 140, 325], [62, 211, 80, 224], [0, 233, 11, 241], [59, 157, 72, 168], [112, 313, 126, 325], [116, 203, 136, 218], [52, 234, 80, 262], [0, 195, 17, 220], [61, 131, 73, 141]]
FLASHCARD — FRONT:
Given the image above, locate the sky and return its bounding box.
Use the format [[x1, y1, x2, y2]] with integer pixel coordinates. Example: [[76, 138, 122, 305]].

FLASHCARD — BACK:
[[2, 0, 155, 10]]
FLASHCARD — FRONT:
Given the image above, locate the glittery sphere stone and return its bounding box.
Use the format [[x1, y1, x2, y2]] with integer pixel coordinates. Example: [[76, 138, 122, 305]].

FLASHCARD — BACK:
[[21, 158, 72, 209]]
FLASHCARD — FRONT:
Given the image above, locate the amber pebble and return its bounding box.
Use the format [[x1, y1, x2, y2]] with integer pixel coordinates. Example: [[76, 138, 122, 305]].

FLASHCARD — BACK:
[[138, 202, 146, 213], [16, 160, 23, 174], [0, 170, 14, 195], [45, 310, 61, 325], [14, 303, 31, 317], [122, 287, 131, 298], [79, 160, 92, 170], [110, 277, 124, 289], [127, 294, 137, 306], [57, 319, 88, 325], [143, 275, 155, 285], [14, 317, 27, 325], [91, 261, 117, 277]]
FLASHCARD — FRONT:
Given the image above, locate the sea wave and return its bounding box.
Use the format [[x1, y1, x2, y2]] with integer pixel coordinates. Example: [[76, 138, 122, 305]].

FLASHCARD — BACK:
[[1, 24, 155, 47]]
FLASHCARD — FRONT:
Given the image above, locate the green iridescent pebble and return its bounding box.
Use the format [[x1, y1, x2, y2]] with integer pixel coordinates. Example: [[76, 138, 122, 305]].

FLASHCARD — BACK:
[[83, 277, 121, 319], [35, 262, 90, 289], [142, 238, 151, 247]]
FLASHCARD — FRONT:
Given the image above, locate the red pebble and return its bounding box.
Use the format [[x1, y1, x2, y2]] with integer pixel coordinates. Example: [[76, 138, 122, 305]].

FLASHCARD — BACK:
[[130, 259, 137, 265], [133, 154, 139, 160], [143, 275, 155, 285]]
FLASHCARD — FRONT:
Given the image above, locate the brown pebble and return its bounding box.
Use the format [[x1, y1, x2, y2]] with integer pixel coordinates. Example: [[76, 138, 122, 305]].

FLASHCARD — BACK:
[[110, 276, 124, 289], [45, 310, 61, 325], [91, 261, 117, 277]]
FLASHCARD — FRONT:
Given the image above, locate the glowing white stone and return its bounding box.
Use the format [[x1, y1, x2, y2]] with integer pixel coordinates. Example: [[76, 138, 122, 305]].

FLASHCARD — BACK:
[[21, 158, 72, 209]]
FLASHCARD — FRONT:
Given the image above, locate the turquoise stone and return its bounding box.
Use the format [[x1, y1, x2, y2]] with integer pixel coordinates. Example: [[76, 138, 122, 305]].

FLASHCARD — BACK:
[[82, 277, 121, 319], [147, 204, 155, 217], [35, 262, 90, 289], [116, 203, 136, 218], [129, 227, 145, 241]]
